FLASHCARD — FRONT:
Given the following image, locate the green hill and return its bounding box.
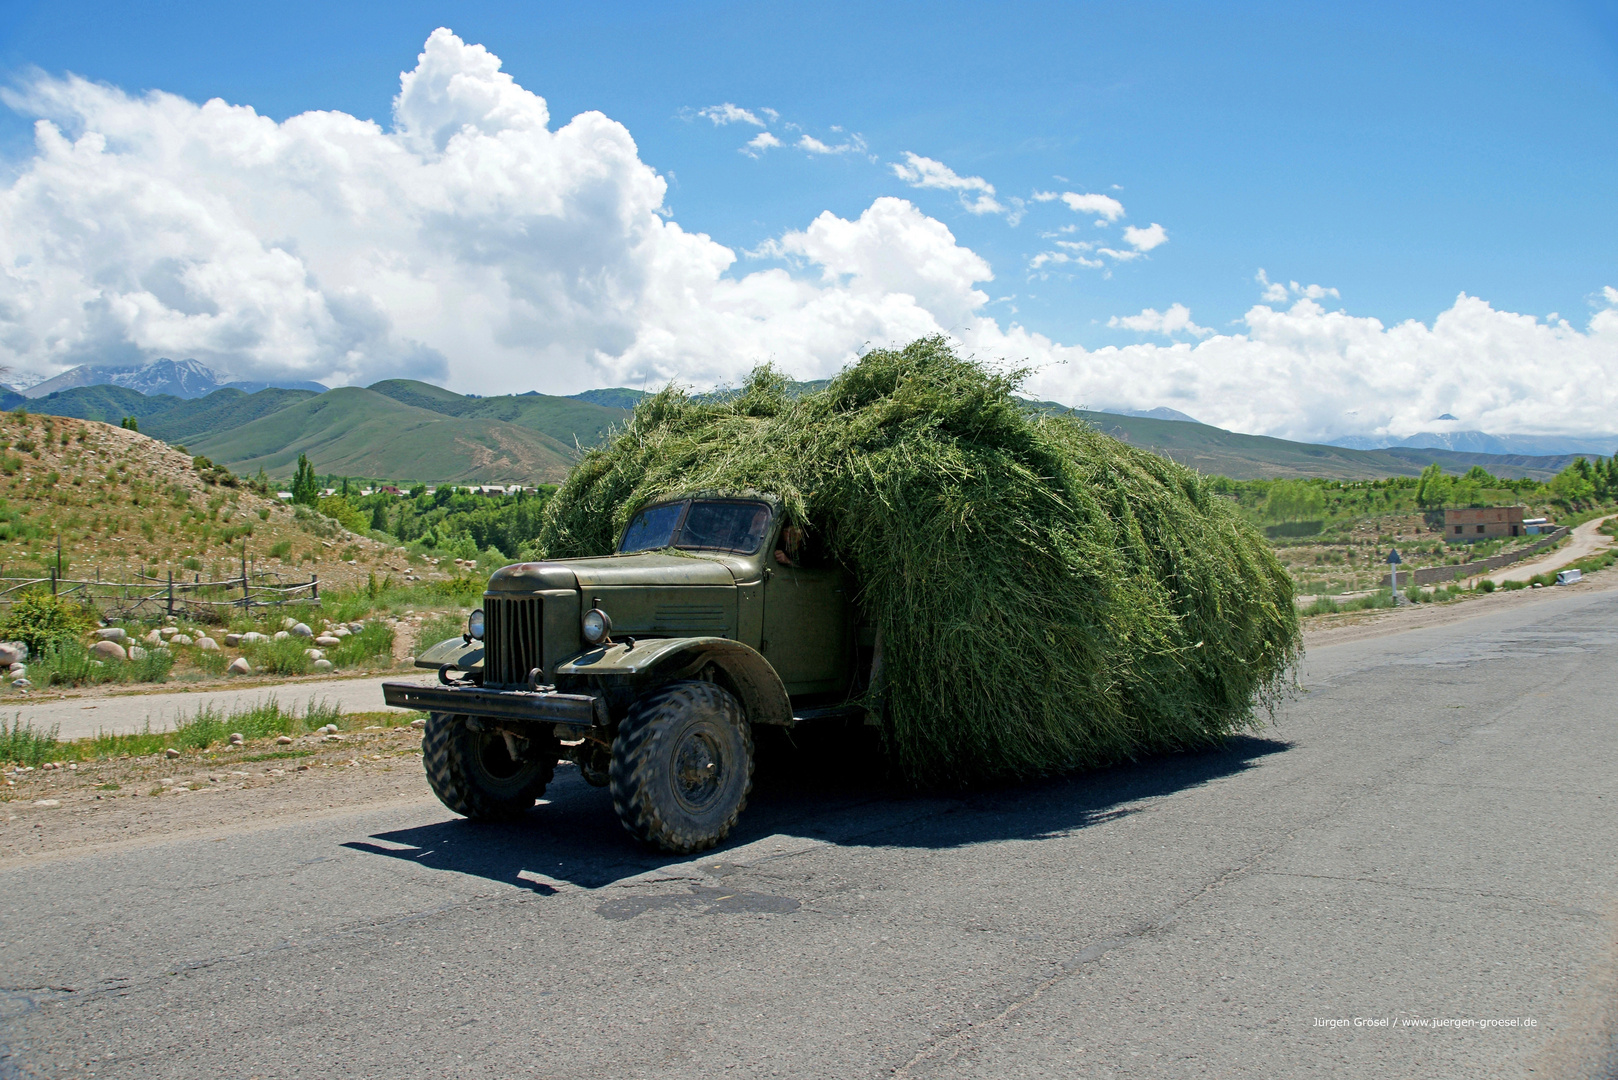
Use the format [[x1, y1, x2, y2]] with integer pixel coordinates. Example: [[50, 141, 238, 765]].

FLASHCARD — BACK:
[[181, 386, 591, 483], [11, 375, 1583, 484]]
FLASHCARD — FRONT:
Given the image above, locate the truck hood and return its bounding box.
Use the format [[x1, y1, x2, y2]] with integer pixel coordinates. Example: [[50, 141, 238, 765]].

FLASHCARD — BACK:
[[486, 552, 740, 592]]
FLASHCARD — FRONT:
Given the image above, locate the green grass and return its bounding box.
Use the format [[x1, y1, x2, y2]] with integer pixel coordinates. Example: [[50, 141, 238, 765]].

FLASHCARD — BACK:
[[25, 640, 175, 688], [243, 635, 313, 676], [0, 696, 365, 764], [326, 621, 394, 666]]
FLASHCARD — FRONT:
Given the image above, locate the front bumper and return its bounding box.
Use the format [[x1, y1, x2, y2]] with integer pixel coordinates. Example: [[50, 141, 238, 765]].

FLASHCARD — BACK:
[[382, 680, 609, 728]]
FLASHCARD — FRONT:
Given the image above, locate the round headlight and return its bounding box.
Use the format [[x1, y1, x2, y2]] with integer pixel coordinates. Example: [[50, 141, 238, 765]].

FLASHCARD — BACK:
[[467, 609, 485, 640], [582, 607, 612, 645]]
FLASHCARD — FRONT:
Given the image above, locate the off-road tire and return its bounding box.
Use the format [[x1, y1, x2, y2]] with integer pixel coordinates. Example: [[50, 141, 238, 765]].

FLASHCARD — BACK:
[[609, 681, 754, 854], [422, 712, 558, 821]]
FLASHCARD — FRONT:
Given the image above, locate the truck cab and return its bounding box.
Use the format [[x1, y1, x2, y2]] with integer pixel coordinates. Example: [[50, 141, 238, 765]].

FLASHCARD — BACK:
[[383, 494, 874, 853]]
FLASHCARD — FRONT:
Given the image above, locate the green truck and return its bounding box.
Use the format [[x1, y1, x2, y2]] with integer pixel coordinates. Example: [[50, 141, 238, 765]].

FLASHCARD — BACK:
[[382, 494, 876, 853]]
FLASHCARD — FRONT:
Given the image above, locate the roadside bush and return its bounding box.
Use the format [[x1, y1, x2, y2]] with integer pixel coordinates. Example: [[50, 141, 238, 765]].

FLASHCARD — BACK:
[[415, 611, 466, 656], [0, 717, 57, 767], [1478, 579, 1497, 593], [0, 590, 95, 655], [1303, 596, 1340, 616], [328, 622, 394, 667], [1502, 579, 1527, 591], [171, 695, 342, 748], [244, 635, 313, 676]]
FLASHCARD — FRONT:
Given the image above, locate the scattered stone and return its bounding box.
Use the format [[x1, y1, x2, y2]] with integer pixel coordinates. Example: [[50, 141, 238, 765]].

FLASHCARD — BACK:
[[0, 644, 21, 666], [296, 764, 310, 771], [144, 629, 164, 645], [314, 635, 341, 647], [227, 657, 252, 675], [164, 616, 177, 625], [94, 627, 128, 642], [228, 732, 245, 745], [32, 799, 59, 808], [321, 724, 340, 734], [159, 626, 178, 639], [164, 748, 180, 759], [90, 640, 128, 661], [273, 630, 290, 641], [171, 634, 194, 646], [333, 627, 352, 638], [291, 622, 313, 638], [240, 632, 268, 644], [9, 664, 26, 679], [127, 646, 147, 661], [304, 648, 324, 660], [282, 617, 297, 630], [312, 659, 334, 671], [276, 735, 293, 745], [411, 717, 427, 729], [400, 656, 415, 666], [10, 678, 30, 689], [230, 771, 249, 778], [195, 637, 219, 651]]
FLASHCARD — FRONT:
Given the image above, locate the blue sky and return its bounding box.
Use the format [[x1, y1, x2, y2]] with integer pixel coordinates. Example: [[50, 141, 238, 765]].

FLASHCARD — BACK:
[[0, 2, 1615, 440]]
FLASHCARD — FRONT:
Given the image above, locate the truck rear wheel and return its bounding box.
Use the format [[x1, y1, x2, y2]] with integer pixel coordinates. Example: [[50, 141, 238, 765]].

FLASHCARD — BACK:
[[422, 712, 558, 821], [610, 681, 753, 854]]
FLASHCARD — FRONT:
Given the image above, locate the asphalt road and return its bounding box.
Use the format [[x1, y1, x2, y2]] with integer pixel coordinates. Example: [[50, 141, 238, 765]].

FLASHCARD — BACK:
[[3, 588, 1617, 1079]]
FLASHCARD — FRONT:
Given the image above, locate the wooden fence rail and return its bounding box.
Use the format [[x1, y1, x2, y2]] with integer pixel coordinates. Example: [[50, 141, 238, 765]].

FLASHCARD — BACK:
[[0, 570, 319, 622]]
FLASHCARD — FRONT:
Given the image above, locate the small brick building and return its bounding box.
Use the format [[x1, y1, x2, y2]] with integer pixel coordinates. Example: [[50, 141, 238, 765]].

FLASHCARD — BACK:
[[1444, 506, 1525, 541]]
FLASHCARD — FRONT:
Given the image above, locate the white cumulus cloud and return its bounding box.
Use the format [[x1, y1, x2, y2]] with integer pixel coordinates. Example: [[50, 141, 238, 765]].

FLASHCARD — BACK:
[[1108, 304, 1211, 338], [891, 152, 1007, 216], [1, 29, 1614, 444], [696, 103, 766, 127], [742, 131, 782, 156], [1123, 222, 1168, 251]]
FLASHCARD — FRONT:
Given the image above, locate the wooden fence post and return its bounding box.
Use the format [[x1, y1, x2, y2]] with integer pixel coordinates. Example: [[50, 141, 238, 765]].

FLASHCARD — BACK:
[[49, 566, 56, 596], [167, 571, 174, 617], [311, 574, 318, 602]]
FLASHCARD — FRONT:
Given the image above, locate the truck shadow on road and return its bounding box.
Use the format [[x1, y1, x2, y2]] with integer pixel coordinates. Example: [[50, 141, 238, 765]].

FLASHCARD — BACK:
[[342, 730, 1290, 893]]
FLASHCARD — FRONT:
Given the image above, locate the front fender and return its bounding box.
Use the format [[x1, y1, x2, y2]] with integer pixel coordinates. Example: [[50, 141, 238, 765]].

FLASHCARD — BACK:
[[415, 635, 485, 672], [557, 636, 792, 726]]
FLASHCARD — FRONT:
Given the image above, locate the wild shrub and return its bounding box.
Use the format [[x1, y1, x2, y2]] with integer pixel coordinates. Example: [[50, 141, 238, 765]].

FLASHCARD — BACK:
[[327, 622, 394, 667], [245, 635, 313, 676], [0, 590, 95, 655]]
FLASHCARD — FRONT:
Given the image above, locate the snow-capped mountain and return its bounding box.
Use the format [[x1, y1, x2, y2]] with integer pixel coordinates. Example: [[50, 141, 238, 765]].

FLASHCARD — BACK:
[[20, 359, 326, 400]]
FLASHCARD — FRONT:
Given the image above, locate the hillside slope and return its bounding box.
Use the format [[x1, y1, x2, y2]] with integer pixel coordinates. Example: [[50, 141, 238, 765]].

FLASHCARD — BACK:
[[182, 387, 586, 483], [1060, 409, 1579, 480], [369, 380, 626, 448]]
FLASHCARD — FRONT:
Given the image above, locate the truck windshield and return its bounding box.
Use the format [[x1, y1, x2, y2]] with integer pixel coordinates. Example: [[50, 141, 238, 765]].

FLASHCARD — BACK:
[[619, 500, 774, 555]]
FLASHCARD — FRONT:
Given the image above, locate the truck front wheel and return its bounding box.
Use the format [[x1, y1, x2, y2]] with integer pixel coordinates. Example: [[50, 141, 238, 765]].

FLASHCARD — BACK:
[[422, 712, 558, 821], [610, 681, 754, 853]]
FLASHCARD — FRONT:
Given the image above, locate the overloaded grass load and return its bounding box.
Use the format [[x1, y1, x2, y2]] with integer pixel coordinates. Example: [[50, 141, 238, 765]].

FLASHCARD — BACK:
[[539, 337, 1300, 786]]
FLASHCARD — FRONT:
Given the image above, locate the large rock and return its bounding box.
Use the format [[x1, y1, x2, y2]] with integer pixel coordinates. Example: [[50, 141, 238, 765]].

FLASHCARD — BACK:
[[291, 622, 314, 638], [127, 646, 147, 661], [171, 634, 193, 646], [304, 648, 324, 661], [94, 627, 127, 642], [90, 640, 127, 661], [333, 627, 352, 638], [273, 630, 289, 641], [223, 633, 242, 646], [159, 626, 178, 639], [312, 658, 334, 671], [314, 635, 342, 647], [0, 643, 22, 666], [144, 629, 164, 645], [240, 631, 268, 644], [227, 657, 251, 675], [8, 663, 27, 679], [195, 637, 219, 651]]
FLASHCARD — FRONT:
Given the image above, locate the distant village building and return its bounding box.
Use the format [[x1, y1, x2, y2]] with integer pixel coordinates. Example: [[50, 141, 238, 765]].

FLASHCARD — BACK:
[[1443, 506, 1525, 541]]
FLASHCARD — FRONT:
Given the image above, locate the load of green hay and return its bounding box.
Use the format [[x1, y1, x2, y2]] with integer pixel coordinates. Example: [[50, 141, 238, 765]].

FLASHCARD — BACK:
[[538, 337, 1300, 786]]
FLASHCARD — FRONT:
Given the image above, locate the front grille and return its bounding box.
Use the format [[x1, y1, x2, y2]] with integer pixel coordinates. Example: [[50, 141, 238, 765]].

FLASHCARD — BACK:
[[484, 595, 543, 687]]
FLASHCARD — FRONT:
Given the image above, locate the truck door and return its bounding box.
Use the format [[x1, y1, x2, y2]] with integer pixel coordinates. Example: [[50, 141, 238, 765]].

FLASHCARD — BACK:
[[760, 527, 848, 696]]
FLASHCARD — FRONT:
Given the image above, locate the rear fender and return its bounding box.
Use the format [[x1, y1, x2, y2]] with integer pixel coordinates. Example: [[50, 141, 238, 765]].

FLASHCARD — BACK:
[[557, 636, 791, 726]]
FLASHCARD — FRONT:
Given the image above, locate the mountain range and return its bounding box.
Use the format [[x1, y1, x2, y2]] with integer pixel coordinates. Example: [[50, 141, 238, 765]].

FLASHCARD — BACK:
[[0, 377, 1589, 484], [1328, 430, 1618, 457], [17, 358, 328, 400]]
